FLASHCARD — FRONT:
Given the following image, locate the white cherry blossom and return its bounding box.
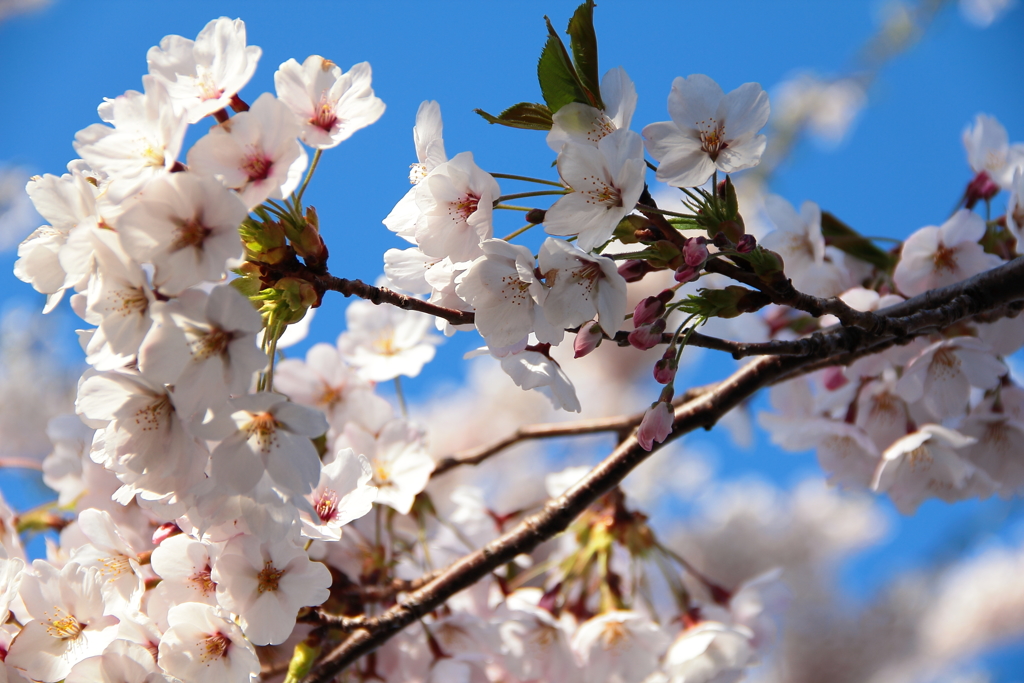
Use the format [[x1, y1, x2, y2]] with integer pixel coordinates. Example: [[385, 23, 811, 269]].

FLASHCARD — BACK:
[[538, 237, 627, 334], [147, 17, 262, 123], [73, 77, 187, 204], [759, 195, 850, 298], [301, 447, 377, 541], [456, 239, 561, 349], [893, 209, 1003, 297], [962, 113, 1024, 188], [896, 337, 1005, 420], [116, 172, 247, 295], [498, 345, 581, 413], [148, 534, 220, 621], [64, 640, 169, 683], [68, 509, 145, 613], [157, 602, 259, 683], [643, 74, 770, 188], [544, 127, 645, 251], [383, 100, 448, 242], [338, 298, 440, 382], [414, 151, 499, 264], [212, 535, 331, 645], [960, 409, 1024, 496], [187, 92, 308, 209], [571, 610, 671, 683], [275, 55, 385, 149], [546, 66, 637, 151], [338, 420, 433, 515], [663, 620, 756, 683]]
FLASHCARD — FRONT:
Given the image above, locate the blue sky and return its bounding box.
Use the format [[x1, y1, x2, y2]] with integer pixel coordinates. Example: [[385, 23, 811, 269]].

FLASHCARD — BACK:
[[1, 0, 1024, 676]]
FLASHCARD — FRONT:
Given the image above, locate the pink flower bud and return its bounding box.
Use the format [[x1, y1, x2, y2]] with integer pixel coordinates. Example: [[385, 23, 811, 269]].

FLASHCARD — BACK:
[[654, 349, 678, 384], [574, 321, 604, 358], [618, 259, 654, 283], [628, 318, 666, 351], [633, 296, 666, 328], [965, 170, 1000, 209], [674, 265, 699, 283], [152, 522, 182, 545], [683, 236, 709, 268], [822, 366, 849, 391], [638, 401, 674, 451], [736, 234, 756, 253]]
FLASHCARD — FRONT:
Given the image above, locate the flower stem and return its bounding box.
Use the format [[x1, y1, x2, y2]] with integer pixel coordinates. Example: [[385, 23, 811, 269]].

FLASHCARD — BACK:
[[501, 224, 537, 241], [394, 376, 408, 418], [488, 172, 564, 188], [494, 190, 567, 205], [296, 149, 322, 205], [493, 204, 532, 212], [636, 204, 698, 220]]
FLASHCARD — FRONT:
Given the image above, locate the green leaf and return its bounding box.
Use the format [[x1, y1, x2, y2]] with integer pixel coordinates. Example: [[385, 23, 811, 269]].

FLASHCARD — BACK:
[[538, 16, 591, 114], [474, 102, 553, 130], [820, 211, 898, 272], [565, 0, 603, 109]]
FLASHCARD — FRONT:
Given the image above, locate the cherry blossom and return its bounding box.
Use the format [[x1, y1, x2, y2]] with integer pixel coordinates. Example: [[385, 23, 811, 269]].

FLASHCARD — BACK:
[[456, 239, 562, 349], [638, 401, 674, 451], [498, 346, 581, 413], [338, 298, 440, 382], [187, 92, 308, 209], [275, 55, 385, 149], [64, 640, 170, 683], [543, 127, 645, 251], [546, 66, 637, 151], [339, 420, 433, 515], [212, 535, 331, 645], [663, 621, 756, 683], [759, 195, 850, 298], [147, 17, 262, 123], [538, 237, 628, 334], [115, 172, 247, 295], [893, 209, 1003, 297], [383, 100, 448, 242], [962, 113, 1024, 189], [896, 337, 1006, 420], [571, 611, 671, 683], [643, 74, 770, 188], [414, 151, 500, 264], [157, 602, 259, 683], [300, 447, 377, 541]]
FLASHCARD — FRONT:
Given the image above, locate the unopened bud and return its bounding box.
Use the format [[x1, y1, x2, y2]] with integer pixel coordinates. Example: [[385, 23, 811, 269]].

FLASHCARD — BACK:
[[526, 208, 547, 224], [152, 522, 182, 546], [965, 170, 1000, 209], [574, 321, 603, 358], [618, 259, 655, 283], [674, 265, 699, 283], [683, 236, 709, 268], [628, 318, 666, 351], [633, 296, 666, 328], [736, 234, 757, 253], [653, 349, 677, 384], [637, 400, 674, 451]]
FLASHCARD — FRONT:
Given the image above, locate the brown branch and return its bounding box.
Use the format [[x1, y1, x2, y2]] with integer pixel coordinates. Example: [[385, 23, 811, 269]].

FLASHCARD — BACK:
[[315, 274, 475, 326], [431, 385, 714, 478], [303, 255, 1024, 683]]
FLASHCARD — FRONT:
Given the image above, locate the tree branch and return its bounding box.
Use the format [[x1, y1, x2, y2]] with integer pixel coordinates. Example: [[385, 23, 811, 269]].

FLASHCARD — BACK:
[[315, 274, 476, 326], [303, 256, 1024, 682]]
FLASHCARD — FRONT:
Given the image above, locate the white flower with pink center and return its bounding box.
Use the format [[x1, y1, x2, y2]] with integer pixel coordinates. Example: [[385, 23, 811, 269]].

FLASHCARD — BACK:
[[64, 640, 169, 683], [147, 17, 262, 124], [571, 610, 671, 683], [148, 534, 220, 625], [157, 602, 259, 683], [538, 237, 627, 335], [74, 77, 187, 204], [643, 74, 770, 188], [187, 92, 308, 209], [115, 172, 247, 296], [893, 209, 1003, 298], [543, 127, 645, 252], [211, 535, 331, 645], [414, 151, 500, 264], [301, 447, 377, 541], [873, 424, 994, 514], [275, 55, 385, 150], [6, 561, 120, 682], [384, 100, 448, 243], [456, 239, 562, 349], [338, 298, 440, 382], [962, 113, 1024, 189], [339, 419, 433, 515], [546, 66, 637, 151], [896, 337, 1006, 420]]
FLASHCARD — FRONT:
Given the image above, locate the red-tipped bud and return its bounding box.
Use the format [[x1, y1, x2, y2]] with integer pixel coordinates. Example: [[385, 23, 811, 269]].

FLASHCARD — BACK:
[[618, 259, 655, 283], [628, 318, 666, 350], [736, 234, 757, 253], [574, 321, 603, 358], [653, 348, 678, 384], [683, 236, 709, 268], [965, 170, 1000, 209], [674, 265, 699, 283], [638, 401, 674, 451], [152, 522, 182, 546], [633, 296, 666, 328]]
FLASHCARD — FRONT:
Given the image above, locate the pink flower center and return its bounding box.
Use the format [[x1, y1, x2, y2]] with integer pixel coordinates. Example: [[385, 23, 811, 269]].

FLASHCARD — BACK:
[[241, 151, 273, 182], [200, 632, 231, 662], [257, 561, 285, 593], [189, 566, 217, 596], [315, 487, 340, 523], [449, 194, 480, 221], [172, 218, 213, 252], [932, 242, 959, 273], [697, 118, 728, 161], [190, 326, 234, 361], [311, 94, 339, 132]]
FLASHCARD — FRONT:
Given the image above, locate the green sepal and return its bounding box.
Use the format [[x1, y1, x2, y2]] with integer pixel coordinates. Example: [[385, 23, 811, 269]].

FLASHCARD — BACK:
[[474, 102, 554, 130], [820, 211, 897, 272], [565, 0, 603, 109], [538, 16, 591, 114], [678, 286, 771, 319]]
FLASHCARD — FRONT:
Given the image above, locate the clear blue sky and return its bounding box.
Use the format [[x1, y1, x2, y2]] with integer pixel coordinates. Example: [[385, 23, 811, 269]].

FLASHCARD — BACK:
[[1, 0, 1023, 676]]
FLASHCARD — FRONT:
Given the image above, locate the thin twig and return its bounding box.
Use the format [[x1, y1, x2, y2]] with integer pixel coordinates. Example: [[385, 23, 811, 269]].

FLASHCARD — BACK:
[[315, 275, 475, 327]]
